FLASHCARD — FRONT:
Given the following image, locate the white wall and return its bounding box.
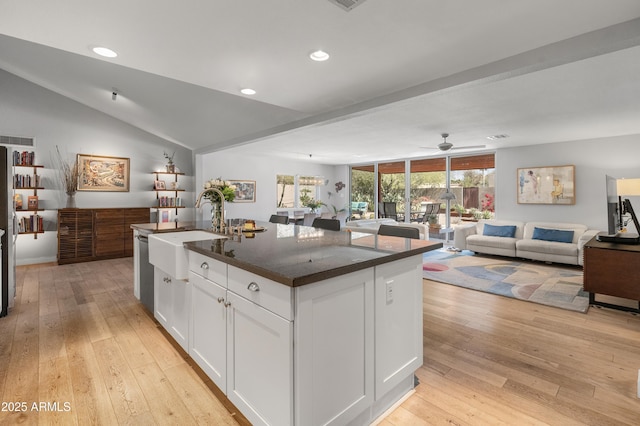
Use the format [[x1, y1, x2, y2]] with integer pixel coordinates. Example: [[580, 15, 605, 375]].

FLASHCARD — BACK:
[[196, 151, 349, 223], [495, 134, 640, 232], [0, 69, 193, 264]]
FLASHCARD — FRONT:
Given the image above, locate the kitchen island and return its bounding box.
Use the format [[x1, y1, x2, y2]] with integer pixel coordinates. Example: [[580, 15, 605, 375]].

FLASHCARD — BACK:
[[142, 222, 441, 426]]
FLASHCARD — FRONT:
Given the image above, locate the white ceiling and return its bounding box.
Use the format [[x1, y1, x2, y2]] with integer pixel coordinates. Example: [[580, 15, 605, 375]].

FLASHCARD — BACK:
[[1, 0, 640, 164]]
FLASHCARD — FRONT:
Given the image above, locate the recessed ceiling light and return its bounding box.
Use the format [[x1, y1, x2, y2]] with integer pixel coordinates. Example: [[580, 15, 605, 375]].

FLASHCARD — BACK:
[[309, 50, 330, 62], [92, 46, 118, 58], [240, 88, 256, 95], [486, 134, 509, 140]]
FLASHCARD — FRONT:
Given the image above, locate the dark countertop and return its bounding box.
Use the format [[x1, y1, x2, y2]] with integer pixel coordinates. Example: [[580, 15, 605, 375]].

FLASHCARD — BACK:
[[131, 221, 201, 234], [181, 222, 442, 287]]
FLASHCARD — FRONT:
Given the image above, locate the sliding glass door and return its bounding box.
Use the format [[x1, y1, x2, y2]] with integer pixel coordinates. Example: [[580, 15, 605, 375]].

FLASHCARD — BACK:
[[351, 165, 375, 220], [351, 153, 495, 238], [378, 161, 406, 221]]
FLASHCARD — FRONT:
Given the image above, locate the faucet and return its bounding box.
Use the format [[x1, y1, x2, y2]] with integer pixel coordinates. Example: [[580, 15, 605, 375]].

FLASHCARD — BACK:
[[195, 188, 226, 233]]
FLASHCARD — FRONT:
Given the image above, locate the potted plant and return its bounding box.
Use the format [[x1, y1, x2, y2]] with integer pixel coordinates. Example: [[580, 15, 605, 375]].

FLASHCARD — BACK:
[[300, 188, 325, 212], [164, 150, 176, 173], [427, 214, 441, 233], [481, 210, 493, 219], [451, 203, 465, 217], [304, 199, 325, 213]]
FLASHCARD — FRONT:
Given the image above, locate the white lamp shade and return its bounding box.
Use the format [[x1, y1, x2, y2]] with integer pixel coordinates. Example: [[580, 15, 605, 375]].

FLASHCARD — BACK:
[[617, 178, 640, 196], [440, 191, 456, 200]]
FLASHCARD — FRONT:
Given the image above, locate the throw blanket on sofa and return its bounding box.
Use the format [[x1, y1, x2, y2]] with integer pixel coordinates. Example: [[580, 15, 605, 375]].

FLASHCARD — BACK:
[[422, 249, 589, 313]]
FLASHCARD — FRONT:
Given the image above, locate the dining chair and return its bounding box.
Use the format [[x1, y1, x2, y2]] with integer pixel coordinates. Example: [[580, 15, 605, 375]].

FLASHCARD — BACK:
[[302, 213, 317, 226], [383, 202, 398, 220], [421, 203, 441, 223], [378, 224, 420, 239], [311, 218, 341, 231], [269, 214, 289, 224]]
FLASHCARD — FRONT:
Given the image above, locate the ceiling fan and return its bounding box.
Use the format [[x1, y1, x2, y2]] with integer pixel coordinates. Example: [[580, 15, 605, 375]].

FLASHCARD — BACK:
[[424, 133, 486, 152]]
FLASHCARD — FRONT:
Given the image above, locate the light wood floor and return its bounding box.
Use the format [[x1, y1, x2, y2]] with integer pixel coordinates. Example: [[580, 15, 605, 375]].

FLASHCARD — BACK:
[[1, 258, 639, 425]]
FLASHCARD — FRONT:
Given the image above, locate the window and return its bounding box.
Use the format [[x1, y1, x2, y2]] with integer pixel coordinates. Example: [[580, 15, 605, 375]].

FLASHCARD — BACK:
[[276, 174, 294, 208], [276, 174, 326, 209]]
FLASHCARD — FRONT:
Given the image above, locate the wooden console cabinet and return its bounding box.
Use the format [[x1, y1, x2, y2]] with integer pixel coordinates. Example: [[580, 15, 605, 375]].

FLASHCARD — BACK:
[[58, 208, 149, 264], [583, 237, 640, 312]]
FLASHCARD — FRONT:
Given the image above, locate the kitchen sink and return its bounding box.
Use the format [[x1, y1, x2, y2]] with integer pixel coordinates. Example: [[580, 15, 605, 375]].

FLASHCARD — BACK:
[[149, 230, 225, 279]]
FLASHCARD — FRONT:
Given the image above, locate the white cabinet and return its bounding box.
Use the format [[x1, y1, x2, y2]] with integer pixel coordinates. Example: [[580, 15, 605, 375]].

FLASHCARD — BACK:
[[154, 267, 190, 351], [295, 268, 374, 426], [189, 271, 227, 389], [374, 256, 423, 399], [188, 254, 293, 426], [226, 291, 293, 426]]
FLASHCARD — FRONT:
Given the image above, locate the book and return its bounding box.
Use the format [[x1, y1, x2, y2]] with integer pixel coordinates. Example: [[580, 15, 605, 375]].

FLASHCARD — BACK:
[[28, 195, 38, 210]]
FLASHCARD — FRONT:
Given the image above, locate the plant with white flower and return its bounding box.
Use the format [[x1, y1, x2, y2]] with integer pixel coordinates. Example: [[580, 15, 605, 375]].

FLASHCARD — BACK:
[[203, 178, 236, 202]]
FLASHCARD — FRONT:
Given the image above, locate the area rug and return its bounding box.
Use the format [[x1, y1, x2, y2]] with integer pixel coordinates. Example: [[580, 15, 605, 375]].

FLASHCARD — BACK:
[[422, 249, 589, 313]]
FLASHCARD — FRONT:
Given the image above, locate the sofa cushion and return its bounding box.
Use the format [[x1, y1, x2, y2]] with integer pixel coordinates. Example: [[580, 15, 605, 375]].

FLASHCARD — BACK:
[[483, 224, 517, 238], [532, 227, 574, 243], [476, 220, 526, 240], [349, 219, 396, 227], [516, 238, 578, 257], [467, 235, 518, 251], [523, 222, 586, 244]]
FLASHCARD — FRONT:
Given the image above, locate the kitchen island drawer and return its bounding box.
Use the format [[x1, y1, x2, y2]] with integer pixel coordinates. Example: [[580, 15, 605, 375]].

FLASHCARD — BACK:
[[189, 251, 227, 285], [228, 265, 292, 320]]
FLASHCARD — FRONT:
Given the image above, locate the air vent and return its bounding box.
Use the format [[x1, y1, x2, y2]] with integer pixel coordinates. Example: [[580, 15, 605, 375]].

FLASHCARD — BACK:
[[486, 134, 509, 141], [327, 0, 367, 11], [0, 135, 35, 147]]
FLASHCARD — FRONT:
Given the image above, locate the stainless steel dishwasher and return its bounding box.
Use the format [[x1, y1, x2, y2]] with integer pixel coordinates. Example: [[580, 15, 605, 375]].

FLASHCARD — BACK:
[[137, 233, 155, 313]]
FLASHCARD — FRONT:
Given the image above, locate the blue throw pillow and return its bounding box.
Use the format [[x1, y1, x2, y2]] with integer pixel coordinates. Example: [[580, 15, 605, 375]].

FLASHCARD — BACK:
[[483, 224, 517, 238], [532, 227, 574, 243]]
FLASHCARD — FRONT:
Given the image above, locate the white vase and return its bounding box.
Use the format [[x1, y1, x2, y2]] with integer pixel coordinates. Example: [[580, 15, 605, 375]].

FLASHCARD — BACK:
[[66, 192, 76, 208]]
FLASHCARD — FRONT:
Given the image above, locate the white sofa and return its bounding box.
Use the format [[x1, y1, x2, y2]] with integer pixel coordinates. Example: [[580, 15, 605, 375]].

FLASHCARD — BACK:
[[344, 218, 429, 240], [453, 219, 600, 266]]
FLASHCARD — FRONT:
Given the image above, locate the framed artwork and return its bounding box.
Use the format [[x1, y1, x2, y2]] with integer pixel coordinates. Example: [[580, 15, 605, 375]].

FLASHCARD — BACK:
[[229, 180, 256, 202], [77, 154, 130, 192], [160, 210, 171, 223], [154, 180, 166, 190], [28, 195, 38, 210], [517, 165, 575, 205]]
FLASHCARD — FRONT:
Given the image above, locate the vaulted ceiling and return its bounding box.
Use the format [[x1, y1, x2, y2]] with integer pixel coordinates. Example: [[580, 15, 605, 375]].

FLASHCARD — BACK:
[[1, 1, 640, 164]]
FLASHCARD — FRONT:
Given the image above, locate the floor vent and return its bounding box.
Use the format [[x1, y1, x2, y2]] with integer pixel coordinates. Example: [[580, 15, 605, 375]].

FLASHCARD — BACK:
[[0, 135, 35, 147], [327, 0, 367, 12]]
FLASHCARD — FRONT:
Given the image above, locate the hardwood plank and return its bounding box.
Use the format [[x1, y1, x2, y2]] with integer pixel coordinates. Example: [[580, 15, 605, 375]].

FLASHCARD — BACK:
[[78, 301, 112, 343], [38, 356, 76, 425], [92, 337, 151, 423], [132, 363, 198, 425], [67, 341, 120, 426], [105, 313, 156, 370], [38, 312, 66, 362], [163, 363, 239, 426]]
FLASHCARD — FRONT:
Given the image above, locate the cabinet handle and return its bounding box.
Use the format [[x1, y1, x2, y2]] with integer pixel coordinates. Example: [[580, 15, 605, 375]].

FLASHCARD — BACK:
[[223, 301, 232, 307], [201, 262, 209, 270], [247, 282, 260, 292], [163, 276, 171, 283], [217, 297, 225, 304]]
